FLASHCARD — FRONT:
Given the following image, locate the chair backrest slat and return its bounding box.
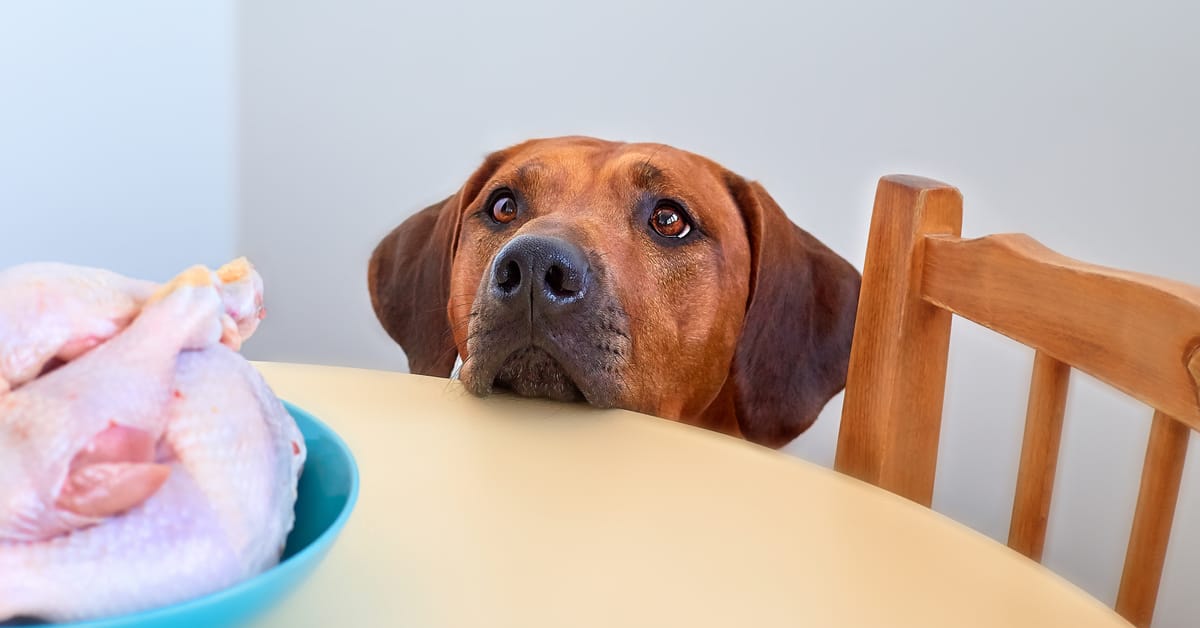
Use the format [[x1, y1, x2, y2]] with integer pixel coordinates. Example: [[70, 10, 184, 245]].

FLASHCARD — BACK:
[[1007, 350, 1070, 562], [1116, 410, 1190, 628], [922, 233, 1200, 428]]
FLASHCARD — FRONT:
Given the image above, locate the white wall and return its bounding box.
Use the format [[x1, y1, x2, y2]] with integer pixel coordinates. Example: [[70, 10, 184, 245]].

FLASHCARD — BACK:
[[239, 2, 1200, 624], [0, 1, 235, 281]]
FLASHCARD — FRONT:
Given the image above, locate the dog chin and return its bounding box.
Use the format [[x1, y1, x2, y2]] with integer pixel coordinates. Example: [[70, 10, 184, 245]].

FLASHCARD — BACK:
[[492, 346, 584, 402], [464, 344, 618, 407]]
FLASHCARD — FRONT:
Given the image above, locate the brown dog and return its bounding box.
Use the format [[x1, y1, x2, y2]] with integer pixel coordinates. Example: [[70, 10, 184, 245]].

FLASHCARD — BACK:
[[368, 137, 861, 448]]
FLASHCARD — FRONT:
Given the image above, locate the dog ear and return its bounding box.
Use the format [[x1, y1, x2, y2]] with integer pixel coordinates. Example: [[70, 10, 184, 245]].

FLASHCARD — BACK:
[[725, 173, 862, 448], [368, 194, 460, 375], [368, 151, 510, 375]]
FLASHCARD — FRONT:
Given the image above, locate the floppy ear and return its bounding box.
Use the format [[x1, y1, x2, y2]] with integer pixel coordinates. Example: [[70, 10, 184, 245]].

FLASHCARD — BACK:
[[368, 194, 462, 376], [368, 150, 514, 375], [726, 174, 863, 448]]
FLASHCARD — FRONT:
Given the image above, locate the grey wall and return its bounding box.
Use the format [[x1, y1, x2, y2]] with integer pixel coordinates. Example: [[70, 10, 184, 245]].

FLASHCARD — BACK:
[[0, 1, 235, 280]]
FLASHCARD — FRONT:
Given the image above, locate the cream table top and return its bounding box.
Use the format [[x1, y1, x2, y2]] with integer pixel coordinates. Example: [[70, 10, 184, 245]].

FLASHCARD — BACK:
[[251, 362, 1129, 628]]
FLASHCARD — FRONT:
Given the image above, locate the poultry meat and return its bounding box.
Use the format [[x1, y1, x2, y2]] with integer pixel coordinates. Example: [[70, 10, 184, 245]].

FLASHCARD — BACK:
[[0, 260, 305, 623]]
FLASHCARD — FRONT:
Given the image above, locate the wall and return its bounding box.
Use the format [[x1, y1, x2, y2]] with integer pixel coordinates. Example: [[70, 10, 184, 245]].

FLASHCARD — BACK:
[[0, 1, 235, 280]]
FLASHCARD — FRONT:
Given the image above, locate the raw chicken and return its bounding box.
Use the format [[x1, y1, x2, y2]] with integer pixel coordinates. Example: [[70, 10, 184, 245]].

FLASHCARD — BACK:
[[163, 346, 305, 578], [0, 257, 265, 395], [0, 263, 155, 394], [0, 273, 225, 542], [0, 260, 305, 623], [0, 348, 304, 622]]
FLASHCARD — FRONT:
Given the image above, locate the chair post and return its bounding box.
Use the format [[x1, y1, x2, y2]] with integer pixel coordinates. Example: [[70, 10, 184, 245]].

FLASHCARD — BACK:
[[835, 175, 962, 506]]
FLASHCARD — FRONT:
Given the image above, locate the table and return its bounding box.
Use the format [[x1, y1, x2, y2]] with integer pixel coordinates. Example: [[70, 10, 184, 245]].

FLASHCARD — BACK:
[[252, 362, 1130, 627]]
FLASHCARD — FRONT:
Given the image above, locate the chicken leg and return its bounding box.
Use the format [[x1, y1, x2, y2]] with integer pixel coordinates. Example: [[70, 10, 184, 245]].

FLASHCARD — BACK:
[[0, 258, 265, 395], [0, 269, 228, 541]]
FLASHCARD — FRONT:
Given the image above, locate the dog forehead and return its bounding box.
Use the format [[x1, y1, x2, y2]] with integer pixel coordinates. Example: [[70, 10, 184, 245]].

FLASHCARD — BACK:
[[496, 138, 736, 209]]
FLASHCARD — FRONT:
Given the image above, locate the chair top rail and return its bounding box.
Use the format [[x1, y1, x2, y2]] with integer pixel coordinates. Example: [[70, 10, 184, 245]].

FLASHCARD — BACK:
[[921, 232, 1200, 427]]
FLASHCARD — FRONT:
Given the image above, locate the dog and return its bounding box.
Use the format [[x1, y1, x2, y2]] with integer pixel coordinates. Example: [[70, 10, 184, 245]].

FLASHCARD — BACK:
[[368, 137, 861, 448]]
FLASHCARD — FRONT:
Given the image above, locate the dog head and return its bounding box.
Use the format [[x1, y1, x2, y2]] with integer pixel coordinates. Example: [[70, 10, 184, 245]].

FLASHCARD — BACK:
[[369, 136, 860, 447]]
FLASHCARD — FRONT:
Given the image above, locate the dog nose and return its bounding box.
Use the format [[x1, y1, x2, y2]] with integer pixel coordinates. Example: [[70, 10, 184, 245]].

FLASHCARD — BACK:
[[491, 235, 589, 306]]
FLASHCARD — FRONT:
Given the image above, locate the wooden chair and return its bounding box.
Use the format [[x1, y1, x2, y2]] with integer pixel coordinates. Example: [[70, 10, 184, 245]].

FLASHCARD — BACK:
[[834, 175, 1200, 627]]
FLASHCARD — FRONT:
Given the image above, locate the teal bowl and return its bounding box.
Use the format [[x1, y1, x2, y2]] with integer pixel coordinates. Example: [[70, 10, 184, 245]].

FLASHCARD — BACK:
[[34, 402, 360, 628]]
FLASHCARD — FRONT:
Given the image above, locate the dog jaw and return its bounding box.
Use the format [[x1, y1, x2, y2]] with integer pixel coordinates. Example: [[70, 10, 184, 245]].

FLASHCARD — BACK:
[[459, 280, 630, 408]]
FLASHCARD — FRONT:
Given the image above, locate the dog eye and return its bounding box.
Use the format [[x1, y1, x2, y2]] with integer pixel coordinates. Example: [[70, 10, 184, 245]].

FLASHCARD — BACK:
[[490, 192, 519, 224], [650, 203, 692, 239]]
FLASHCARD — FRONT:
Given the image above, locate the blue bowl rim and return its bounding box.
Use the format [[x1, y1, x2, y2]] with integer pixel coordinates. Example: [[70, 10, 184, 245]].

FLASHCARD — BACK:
[[48, 400, 360, 627]]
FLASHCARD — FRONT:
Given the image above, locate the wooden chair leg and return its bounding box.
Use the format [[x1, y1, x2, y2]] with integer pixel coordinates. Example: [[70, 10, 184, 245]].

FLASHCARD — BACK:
[[835, 175, 962, 506], [1115, 411, 1189, 627]]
